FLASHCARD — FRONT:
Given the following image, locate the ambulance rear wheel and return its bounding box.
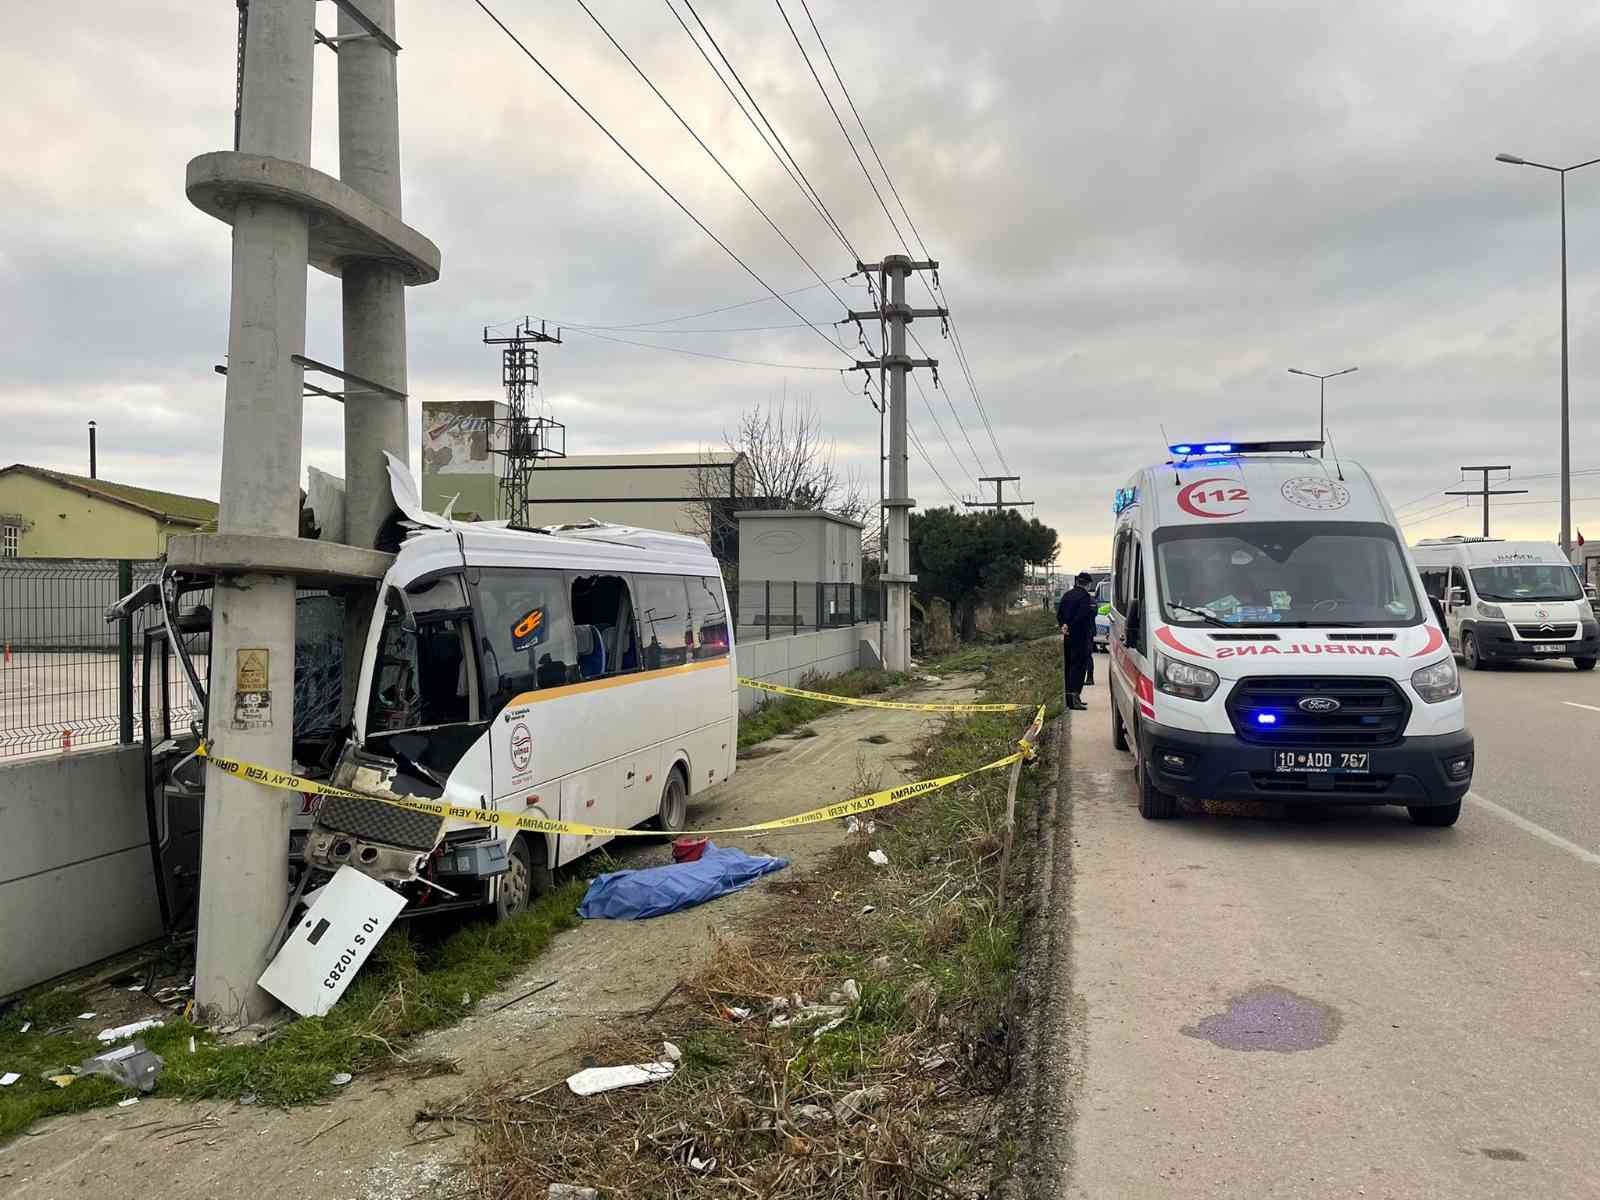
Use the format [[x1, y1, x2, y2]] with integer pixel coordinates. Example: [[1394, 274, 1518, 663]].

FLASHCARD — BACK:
[[495, 836, 553, 921], [1136, 745, 1177, 820], [1462, 632, 1484, 671], [1111, 701, 1130, 752]]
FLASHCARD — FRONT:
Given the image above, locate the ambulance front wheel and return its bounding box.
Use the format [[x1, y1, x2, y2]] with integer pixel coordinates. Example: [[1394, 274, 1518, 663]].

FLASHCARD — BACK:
[[1111, 701, 1130, 752], [495, 835, 554, 921], [1136, 744, 1178, 820]]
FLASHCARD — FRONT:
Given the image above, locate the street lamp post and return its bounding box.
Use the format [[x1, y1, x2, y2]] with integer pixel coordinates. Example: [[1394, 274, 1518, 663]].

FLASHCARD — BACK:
[[1287, 366, 1357, 456], [1496, 151, 1600, 558]]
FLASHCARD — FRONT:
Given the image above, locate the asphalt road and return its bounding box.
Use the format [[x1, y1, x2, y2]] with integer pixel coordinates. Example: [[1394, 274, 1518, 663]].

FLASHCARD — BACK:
[[1061, 662, 1600, 1198]]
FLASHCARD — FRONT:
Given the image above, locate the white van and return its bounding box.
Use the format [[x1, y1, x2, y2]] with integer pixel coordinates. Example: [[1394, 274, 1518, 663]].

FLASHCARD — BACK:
[[1107, 440, 1473, 826], [302, 517, 738, 919], [1410, 537, 1598, 671]]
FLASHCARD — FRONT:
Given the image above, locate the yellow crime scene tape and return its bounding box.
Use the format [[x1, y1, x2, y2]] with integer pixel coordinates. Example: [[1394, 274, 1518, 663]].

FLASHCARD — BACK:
[[736, 676, 1026, 714], [196, 703, 1046, 842]]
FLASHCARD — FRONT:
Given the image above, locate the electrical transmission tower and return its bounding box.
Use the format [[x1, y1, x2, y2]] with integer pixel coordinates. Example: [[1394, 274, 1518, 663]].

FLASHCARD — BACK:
[[1446, 465, 1527, 538], [964, 475, 1034, 513], [483, 319, 565, 526]]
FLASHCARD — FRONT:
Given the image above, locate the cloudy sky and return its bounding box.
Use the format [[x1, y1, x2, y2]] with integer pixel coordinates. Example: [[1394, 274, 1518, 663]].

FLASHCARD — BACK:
[[7, 0, 1600, 569]]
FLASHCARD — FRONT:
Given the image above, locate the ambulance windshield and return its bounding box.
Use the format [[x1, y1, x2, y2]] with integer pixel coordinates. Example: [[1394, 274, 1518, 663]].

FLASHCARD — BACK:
[[1155, 521, 1421, 628]]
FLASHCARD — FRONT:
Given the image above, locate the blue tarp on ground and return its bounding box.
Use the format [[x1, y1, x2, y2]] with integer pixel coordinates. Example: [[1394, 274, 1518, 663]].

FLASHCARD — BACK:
[[578, 843, 790, 920]]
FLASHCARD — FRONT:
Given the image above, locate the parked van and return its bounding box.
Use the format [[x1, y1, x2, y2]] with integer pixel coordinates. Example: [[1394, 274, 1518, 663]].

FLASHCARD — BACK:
[[302, 513, 738, 919], [1107, 440, 1473, 826], [1410, 537, 1598, 671]]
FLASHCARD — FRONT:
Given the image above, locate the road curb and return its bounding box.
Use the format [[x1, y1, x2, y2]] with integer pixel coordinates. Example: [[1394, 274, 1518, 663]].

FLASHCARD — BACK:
[[992, 717, 1078, 1198]]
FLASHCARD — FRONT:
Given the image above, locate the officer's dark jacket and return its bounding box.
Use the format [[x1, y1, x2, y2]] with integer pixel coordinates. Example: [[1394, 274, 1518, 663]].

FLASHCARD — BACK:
[[1056, 586, 1094, 643]]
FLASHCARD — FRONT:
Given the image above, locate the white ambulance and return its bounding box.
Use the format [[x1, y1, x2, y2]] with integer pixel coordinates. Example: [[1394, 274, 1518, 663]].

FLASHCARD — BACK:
[[1107, 440, 1473, 826], [1410, 537, 1598, 671]]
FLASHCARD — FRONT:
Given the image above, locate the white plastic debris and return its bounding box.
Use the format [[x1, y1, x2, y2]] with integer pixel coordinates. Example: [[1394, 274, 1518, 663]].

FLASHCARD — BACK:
[[19, 1022, 30, 1033], [565, 1061, 675, 1096], [867, 849, 889, 867], [547, 1186, 599, 1200], [792, 1103, 833, 1123], [722, 1006, 752, 1022], [117, 1097, 139, 1108], [188, 1036, 197, 1054], [97, 1018, 164, 1043], [810, 1017, 847, 1039], [835, 1083, 892, 1122], [76, 1012, 97, 1020], [661, 1041, 683, 1062], [0, 1073, 20, 1087], [688, 1154, 716, 1173], [331, 1072, 353, 1087], [770, 1004, 846, 1029], [841, 979, 861, 1004], [861, 905, 876, 915]]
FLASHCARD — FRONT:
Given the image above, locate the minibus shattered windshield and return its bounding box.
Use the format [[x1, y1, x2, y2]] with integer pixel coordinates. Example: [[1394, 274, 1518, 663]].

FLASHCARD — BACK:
[[1469, 565, 1582, 602], [1154, 521, 1421, 628]]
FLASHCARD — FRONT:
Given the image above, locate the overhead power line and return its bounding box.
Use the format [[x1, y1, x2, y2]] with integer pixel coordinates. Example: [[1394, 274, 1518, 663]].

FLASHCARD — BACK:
[[673, 0, 860, 261], [469, 0, 851, 365], [911, 371, 978, 489], [908, 326, 989, 480], [908, 420, 963, 507], [561, 325, 843, 370]]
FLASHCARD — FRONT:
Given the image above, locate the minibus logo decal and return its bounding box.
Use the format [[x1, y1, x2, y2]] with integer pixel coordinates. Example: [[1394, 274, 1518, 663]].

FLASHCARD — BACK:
[[511, 607, 546, 651], [1176, 478, 1250, 518], [509, 722, 533, 772], [1280, 476, 1351, 511]]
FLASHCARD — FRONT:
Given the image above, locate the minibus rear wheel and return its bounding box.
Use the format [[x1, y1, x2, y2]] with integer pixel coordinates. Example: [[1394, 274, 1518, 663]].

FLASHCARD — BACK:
[[653, 766, 689, 834], [495, 835, 553, 921]]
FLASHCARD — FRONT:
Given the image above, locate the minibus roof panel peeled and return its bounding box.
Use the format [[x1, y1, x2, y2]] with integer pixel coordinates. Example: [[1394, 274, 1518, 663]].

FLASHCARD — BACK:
[[390, 522, 720, 585], [1142, 456, 1388, 528]]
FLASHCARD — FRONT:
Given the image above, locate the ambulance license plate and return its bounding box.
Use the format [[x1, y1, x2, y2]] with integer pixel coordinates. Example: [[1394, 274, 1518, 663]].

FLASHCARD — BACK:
[[1273, 750, 1369, 774], [1533, 643, 1564, 653]]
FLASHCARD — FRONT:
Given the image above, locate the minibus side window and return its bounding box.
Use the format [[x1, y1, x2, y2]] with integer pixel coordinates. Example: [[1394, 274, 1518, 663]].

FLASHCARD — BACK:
[[476, 568, 578, 714], [634, 573, 691, 670], [690, 574, 730, 660], [569, 573, 640, 680], [367, 575, 477, 733]]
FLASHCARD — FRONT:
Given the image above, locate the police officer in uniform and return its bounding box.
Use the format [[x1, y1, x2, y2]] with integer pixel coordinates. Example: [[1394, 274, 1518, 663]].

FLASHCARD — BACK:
[[1056, 571, 1095, 711]]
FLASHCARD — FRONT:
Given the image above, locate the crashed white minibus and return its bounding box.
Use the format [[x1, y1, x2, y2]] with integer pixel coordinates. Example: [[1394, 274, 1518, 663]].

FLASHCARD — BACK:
[[296, 463, 738, 919], [1410, 537, 1598, 671], [1107, 439, 1474, 826]]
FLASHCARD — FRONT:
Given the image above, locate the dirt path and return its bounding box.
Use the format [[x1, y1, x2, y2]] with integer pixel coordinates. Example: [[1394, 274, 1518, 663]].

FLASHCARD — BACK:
[[2, 673, 982, 1200]]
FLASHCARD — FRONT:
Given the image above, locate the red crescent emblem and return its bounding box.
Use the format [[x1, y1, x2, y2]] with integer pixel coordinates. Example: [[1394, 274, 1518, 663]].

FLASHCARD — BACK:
[[1176, 478, 1249, 518], [1155, 625, 1210, 658], [1409, 626, 1446, 658]]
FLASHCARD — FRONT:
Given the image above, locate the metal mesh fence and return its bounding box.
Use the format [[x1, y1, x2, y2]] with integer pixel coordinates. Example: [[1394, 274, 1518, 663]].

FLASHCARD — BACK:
[[733, 580, 878, 639], [0, 560, 208, 760]]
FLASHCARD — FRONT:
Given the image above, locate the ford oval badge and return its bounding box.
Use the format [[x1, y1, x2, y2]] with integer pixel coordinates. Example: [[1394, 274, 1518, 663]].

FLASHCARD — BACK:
[[1298, 696, 1341, 714]]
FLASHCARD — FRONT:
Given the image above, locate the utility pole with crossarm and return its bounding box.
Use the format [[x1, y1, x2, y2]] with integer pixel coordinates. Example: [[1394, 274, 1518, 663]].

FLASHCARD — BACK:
[[849, 254, 945, 672]]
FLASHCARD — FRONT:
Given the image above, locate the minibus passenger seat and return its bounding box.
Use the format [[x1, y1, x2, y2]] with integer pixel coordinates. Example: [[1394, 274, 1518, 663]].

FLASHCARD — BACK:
[[575, 624, 607, 679]]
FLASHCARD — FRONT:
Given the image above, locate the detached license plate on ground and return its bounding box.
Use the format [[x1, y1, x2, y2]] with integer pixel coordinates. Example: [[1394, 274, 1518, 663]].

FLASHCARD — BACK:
[[1532, 643, 1565, 653], [1274, 750, 1370, 774]]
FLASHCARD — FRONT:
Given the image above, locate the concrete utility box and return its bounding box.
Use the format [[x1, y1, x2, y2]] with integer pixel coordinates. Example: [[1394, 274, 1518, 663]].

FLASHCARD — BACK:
[[736, 509, 863, 584]]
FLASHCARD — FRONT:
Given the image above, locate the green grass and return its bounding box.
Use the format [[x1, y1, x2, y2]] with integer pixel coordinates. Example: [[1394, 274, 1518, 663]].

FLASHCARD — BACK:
[[0, 881, 584, 1139], [737, 667, 907, 749]]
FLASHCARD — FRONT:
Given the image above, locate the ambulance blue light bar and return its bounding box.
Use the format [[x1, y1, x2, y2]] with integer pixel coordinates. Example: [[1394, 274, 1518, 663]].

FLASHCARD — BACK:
[[1169, 439, 1323, 456]]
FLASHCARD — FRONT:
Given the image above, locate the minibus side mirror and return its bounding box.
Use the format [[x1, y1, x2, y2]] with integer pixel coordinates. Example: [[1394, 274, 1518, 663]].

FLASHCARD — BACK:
[[387, 584, 419, 634], [1445, 587, 1465, 607]]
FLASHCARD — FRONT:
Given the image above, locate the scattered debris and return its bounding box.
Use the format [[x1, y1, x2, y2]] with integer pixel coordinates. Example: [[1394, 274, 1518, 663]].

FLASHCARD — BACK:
[[75, 1012, 96, 1020], [860, 733, 892, 745], [844, 816, 877, 835], [791, 1103, 833, 1124], [660, 1041, 682, 1062], [835, 1084, 891, 1122], [460, 991, 471, 1007], [239, 1093, 258, 1106], [491, 979, 558, 1013], [548, 1186, 599, 1200], [870, 955, 894, 972], [720, 1005, 752, 1022], [0, 1072, 19, 1087], [770, 1004, 845, 1029], [97, 1018, 164, 1043], [331, 1071, 353, 1087], [301, 1115, 350, 1147], [259, 865, 407, 1017], [19, 1021, 31, 1033], [47, 1074, 76, 1088], [117, 1097, 140, 1108], [867, 849, 890, 867], [188, 1036, 197, 1054], [565, 1061, 675, 1097], [81, 1042, 163, 1093], [861, 905, 876, 915], [810, 1017, 847, 1039]]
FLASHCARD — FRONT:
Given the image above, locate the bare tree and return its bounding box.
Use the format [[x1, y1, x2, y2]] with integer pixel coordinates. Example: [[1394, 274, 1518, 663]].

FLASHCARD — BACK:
[[688, 397, 872, 558]]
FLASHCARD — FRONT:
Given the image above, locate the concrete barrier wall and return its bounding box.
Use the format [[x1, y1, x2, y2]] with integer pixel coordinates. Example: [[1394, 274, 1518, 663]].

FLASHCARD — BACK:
[[0, 746, 162, 996], [734, 622, 876, 714]]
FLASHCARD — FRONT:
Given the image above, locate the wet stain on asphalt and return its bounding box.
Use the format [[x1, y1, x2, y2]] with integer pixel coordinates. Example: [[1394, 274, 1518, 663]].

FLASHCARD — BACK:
[[1181, 985, 1341, 1052], [1480, 1148, 1528, 1162]]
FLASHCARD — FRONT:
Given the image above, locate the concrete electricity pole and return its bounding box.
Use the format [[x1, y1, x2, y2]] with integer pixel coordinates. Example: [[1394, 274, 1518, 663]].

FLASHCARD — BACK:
[[185, 0, 439, 1021], [1447, 466, 1528, 538], [850, 255, 945, 672], [964, 475, 1034, 513]]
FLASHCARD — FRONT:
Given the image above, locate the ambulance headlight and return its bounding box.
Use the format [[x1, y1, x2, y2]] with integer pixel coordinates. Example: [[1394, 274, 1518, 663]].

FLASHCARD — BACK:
[[1156, 653, 1219, 701], [1410, 658, 1461, 703]]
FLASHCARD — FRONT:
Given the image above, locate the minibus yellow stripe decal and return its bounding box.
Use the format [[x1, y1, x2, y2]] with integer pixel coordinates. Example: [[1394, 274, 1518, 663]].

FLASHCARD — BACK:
[[505, 657, 727, 708]]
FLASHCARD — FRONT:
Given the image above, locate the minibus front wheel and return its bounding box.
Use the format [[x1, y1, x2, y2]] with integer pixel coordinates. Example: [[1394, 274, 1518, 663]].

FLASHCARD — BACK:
[[495, 835, 554, 921]]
